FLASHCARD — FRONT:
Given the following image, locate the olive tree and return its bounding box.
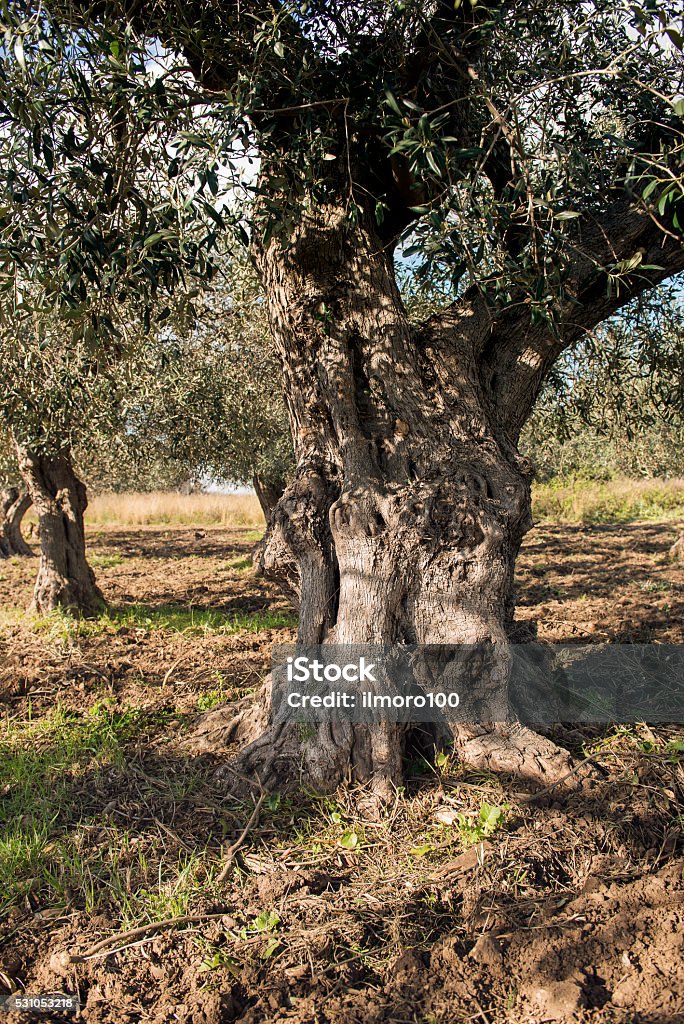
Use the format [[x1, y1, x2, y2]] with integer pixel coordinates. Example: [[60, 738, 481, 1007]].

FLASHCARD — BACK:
[[126, 259, 293, 520], [71, 255, 292, 518], [2, 1, 684, 794], [0, 320, 132, 612]]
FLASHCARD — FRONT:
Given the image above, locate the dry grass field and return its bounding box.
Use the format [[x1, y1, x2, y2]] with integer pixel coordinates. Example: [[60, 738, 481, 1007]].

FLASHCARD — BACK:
[[1, 490, 684, 1023], [69, 492, 264, 530], [532, 476, 684, 525], [33, 476, 684, 532]]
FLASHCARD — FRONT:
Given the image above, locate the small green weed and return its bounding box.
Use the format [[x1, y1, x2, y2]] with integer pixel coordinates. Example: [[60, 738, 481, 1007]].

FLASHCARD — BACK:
[[225, 556, 253, 572], [197, 671, 233, 711], [90, 553, 125, 569], [456, 801, 507, 845]]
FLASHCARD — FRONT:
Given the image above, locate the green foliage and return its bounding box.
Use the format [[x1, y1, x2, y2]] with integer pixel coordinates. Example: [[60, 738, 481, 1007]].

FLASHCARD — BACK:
[[338, 830, 359, 850], [17, 252, 290, 497], [0, 429, 20, 487], [1, 0, 682, 327], [227, 556, 254, 573], [252, 910, 281, 934], [0, 320, 133, 455], [197, 672, 231, 711], [98, 256, 293, 493], [0, 9, 231, 336], [0, 9, 286, 491], [198, 948, 240, 975], [0, 0, 682, 506], [89, 553, 125, 568], [454, 802, 507, 846], [409, 800, 507, 857], [523, 281, 684, 481], [0, 253, 291, 497]]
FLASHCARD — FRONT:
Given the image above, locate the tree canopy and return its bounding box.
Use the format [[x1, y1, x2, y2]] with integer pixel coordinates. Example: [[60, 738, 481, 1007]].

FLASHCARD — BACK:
[[79, 258, 292, 501], [1, 1, 683, 341]]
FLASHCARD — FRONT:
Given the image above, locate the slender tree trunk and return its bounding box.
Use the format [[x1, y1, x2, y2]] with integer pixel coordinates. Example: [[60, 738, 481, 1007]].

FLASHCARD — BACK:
[[0, 487, 33, 557], [194, 205, 574, 800], [252, 474, 286, 523], [14, 446, 104, 615], [0, 489, 12, 559]]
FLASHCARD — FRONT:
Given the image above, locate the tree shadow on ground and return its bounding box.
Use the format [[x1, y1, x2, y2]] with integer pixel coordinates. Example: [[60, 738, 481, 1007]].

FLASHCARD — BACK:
[[520, 522, 683, 601], [93, 528, 261, 562]]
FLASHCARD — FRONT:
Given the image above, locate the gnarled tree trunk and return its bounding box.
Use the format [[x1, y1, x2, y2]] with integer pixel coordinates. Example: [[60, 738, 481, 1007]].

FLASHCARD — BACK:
[[0, 487, 33, 557], [196, 205, 574, 801], [14, 446, 104, 615]]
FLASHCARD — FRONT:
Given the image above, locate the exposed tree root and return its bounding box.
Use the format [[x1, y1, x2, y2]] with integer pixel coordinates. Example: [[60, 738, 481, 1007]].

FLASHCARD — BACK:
[[184, 689, 583, 805], [184, 699, 400, 813], [451, 722, 580, 789], [184, 695, 270, 756], [183, 686, 303, 797]]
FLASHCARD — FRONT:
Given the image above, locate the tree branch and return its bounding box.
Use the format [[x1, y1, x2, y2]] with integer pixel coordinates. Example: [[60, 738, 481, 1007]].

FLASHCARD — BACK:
[[416, 192, 683, 441], [353, 0, 513, 244], [58, 0, 313, 107], [483, 197, 684, 439]]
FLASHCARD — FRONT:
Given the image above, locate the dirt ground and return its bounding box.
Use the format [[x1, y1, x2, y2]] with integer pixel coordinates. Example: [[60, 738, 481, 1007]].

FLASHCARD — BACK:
[[1, 520, 683, 1024]]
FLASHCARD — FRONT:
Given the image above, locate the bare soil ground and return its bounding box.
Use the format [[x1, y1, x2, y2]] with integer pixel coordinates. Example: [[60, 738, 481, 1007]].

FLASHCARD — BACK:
[[1, 520, 683, 1024]]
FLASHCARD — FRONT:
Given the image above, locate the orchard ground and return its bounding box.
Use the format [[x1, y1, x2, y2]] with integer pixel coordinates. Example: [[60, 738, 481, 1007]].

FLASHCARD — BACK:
[[1, 484, 684, 1024]]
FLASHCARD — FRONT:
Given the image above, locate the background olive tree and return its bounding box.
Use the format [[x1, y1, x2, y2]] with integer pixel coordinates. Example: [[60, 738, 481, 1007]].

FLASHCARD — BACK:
[[0, 432, 33, 558], [0, 15, 231, 613], [523, 281, 684, 480], [120, 259, 292, 519], [70, 254, 292, 520]]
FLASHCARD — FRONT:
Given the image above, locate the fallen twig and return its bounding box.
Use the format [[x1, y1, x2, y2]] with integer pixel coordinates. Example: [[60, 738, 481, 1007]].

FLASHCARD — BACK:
[[162, 655, 189, 686], [69, 913, 228, 962], [514, 753, 600, 803], [216, 792, 267, 882]]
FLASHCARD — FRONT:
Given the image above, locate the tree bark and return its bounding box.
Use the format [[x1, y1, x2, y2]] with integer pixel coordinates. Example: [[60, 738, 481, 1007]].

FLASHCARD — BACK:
[[193, 204, 576, 802], [0, 487, 33, 557], [56, 0, 684, 805], [14, 446, 104, 615]]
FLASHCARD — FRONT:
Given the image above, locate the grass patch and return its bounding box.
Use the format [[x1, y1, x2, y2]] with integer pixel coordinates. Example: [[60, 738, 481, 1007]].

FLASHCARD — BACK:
[[533, 476, 684, 524], [242, 530, 264, 543], [225, 555, 254, 572], [0, 702, 145, 906], [0, 701, 222, 924], [23, 604, 297, 641], [90, 553, 126, 568], [103, 604, 297, 636]]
